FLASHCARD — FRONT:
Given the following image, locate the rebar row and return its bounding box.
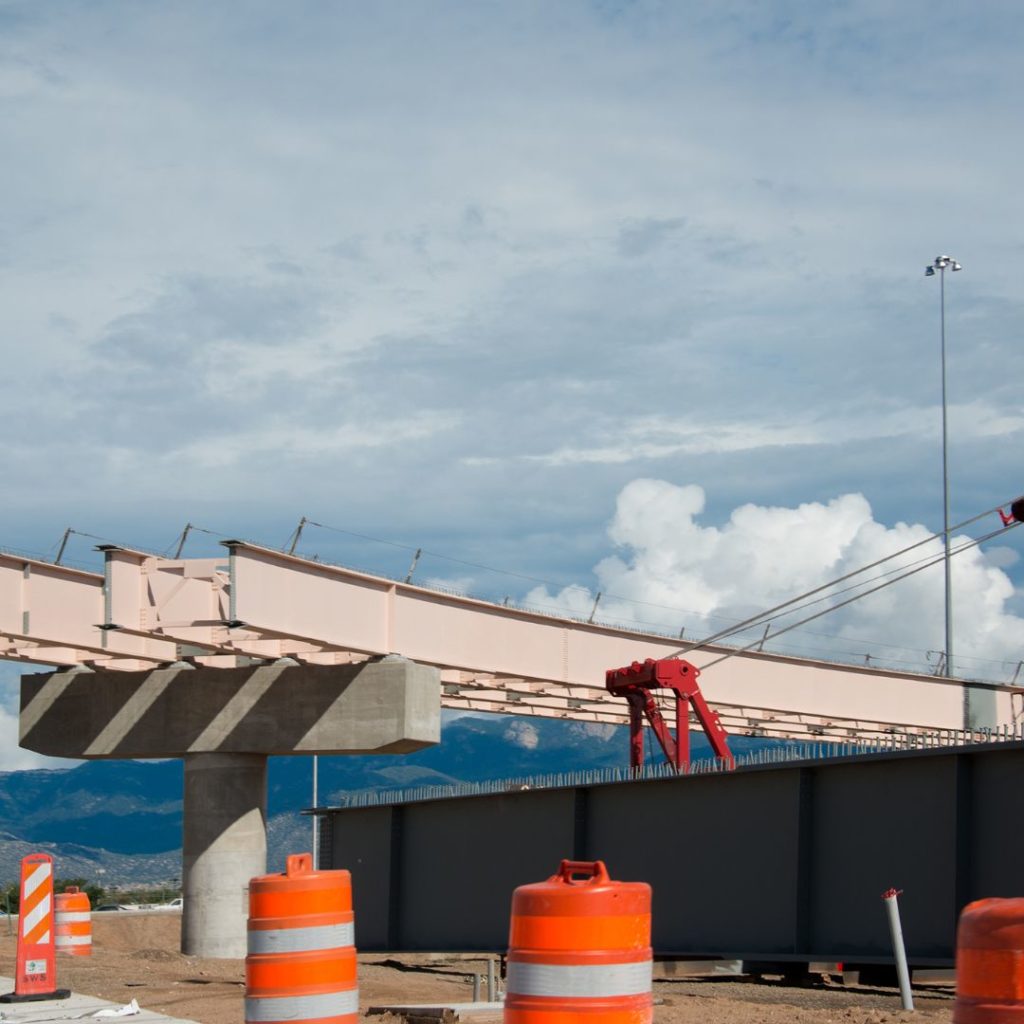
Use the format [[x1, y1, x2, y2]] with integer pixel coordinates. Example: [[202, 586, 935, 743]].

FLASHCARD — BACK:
[[329, 723, 1024, 810]]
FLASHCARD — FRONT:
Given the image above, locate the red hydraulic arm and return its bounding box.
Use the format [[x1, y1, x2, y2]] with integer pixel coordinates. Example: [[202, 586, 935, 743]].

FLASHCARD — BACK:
[[606, 658, 735, 771], [999, 497, 1024, 527]]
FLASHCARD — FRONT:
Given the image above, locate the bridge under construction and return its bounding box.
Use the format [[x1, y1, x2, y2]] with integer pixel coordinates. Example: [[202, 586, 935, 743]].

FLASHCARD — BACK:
[[2, 523, 1022, 960]]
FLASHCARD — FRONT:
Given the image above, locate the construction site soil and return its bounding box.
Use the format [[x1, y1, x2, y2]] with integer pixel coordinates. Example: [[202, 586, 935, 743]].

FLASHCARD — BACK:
[[0, 914, 955, 1024]]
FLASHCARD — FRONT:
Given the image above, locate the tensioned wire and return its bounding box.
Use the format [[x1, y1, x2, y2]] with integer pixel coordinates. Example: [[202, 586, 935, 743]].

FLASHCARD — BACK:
[[299, 499, 1021, 673], [76, 501, 1018, 660], [300, 500, 1010, 630], [189, 498, 1024, 673], [36, 495, 1022, 676], [697, 521, 1018, 671], [669, 499, 1010, 659]]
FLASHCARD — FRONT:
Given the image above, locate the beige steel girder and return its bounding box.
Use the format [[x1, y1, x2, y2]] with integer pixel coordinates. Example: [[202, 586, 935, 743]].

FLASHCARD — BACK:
[[1, 539, 1019, 743], [0, 552, 173, 669]]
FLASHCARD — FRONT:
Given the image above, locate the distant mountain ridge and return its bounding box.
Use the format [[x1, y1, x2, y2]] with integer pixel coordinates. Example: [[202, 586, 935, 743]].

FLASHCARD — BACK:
[[0, 714, 764, 886]]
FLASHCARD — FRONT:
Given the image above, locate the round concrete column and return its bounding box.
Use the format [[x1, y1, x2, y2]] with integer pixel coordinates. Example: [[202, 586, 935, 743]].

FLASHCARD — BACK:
[[181, 752, 267, 958]]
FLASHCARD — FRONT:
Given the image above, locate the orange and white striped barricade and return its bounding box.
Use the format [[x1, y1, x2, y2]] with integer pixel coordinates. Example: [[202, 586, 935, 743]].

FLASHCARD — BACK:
[[955, 898, 1024, 1023], [55, 885, 92, 957], [245, 852, 358, 1024], [0, 853, 70, 1002], [505, 859, 652, 1024]]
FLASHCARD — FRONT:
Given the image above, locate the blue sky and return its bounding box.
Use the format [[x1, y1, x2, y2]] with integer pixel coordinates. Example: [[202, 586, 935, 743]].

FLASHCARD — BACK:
[[3, 1, 1024, 764]]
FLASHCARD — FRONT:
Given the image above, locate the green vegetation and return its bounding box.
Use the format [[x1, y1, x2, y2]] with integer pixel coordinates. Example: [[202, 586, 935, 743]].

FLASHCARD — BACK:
[[1, 879, 181, 913]]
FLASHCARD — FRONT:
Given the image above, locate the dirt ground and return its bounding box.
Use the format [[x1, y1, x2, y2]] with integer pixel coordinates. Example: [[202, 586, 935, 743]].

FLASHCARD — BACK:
[[0, 914, 955, 1024]]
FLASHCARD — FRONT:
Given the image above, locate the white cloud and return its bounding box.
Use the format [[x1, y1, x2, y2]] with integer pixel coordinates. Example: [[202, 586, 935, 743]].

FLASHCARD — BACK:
[[169, 413, 462, 470], [421, 575, 476, 596], [0, 705, 72, 771], [0, 667, 81, 772], [467, 403, 1024, 469], [566, 721, 618, 742], [525, 479, 1024, 683], [503, 720, 540, 750]]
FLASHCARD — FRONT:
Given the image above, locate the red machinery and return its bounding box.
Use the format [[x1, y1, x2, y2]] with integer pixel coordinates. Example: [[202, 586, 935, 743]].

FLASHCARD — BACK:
[[606, 658, 734, 771], [999, 497, 1024, 527]]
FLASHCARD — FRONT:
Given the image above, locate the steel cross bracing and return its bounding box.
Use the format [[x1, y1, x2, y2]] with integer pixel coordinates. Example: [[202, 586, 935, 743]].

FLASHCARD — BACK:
[[1, 541, 1019, 743]]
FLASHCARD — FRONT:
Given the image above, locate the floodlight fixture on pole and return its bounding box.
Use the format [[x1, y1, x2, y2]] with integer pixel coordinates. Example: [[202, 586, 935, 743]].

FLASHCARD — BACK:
[[924, 255, 962, 692]]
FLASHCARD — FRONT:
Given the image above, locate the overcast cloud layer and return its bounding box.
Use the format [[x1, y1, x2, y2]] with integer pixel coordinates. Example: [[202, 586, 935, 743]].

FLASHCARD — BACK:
[[2, 2, 1024, 769]]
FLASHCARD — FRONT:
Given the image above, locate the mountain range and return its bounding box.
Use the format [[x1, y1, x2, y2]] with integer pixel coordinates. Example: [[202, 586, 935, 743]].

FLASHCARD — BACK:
[[0, 713, 767, 888]]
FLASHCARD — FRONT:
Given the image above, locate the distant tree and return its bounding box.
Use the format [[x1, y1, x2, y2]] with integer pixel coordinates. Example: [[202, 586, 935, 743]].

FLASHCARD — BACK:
[[2, 882, 17, 914], [1, 878, 113, 913], [55, 877, 107, 908]]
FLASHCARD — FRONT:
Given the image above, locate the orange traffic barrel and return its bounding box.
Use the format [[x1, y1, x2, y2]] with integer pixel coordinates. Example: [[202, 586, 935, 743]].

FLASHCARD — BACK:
[[246, 853, 357, 1024], [955, 898, 1024, 1023], [55, 885, 92, 957], [505, 860, 652, 1024]]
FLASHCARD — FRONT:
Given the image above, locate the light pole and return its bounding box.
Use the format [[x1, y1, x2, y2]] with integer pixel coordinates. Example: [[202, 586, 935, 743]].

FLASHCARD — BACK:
[[924, 255, 962, 685]]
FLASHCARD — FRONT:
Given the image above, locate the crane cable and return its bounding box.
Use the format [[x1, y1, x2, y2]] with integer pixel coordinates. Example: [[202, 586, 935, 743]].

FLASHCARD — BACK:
[[697, 520, 1019, 671], [669, 498, 1016, 661]]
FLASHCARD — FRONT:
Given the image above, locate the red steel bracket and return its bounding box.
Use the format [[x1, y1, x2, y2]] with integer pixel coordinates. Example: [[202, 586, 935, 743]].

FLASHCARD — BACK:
[[1000, 497, 1024, 527], [606, 658, 734, 771]]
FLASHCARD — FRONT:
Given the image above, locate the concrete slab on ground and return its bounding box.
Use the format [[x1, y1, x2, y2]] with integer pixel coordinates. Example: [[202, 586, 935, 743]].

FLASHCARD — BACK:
[[654, 959, 744, 979], [0, 978, 200, 1024]]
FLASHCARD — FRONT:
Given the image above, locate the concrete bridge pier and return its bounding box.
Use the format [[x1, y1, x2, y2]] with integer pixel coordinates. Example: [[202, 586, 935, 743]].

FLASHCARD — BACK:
[[18, 656, 441, 958], [182, 752, 268, 958]]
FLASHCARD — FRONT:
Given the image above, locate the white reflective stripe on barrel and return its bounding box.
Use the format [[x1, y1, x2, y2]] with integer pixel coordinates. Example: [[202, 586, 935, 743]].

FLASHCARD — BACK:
[[247, 921, 355, 955], [56, 935, 92, 946], [56, 911, 91, 923], [506, 960, 652, 998], [245, 988, 359, 1022]]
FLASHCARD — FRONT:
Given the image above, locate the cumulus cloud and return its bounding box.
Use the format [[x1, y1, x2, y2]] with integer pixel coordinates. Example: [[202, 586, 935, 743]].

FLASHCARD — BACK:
[[504, 720, 540, 750], [524, 480, 1024, 682]]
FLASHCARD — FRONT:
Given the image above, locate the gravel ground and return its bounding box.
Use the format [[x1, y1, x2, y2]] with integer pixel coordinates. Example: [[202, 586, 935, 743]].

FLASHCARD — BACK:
[[0, 914, 955, 1024]]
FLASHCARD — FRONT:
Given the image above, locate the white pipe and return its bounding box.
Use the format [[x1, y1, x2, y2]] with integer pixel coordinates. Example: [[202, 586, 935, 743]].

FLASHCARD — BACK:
[[312, 754, 319, 869], [882, 888, 914, 1011]]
